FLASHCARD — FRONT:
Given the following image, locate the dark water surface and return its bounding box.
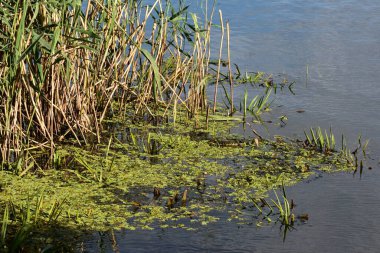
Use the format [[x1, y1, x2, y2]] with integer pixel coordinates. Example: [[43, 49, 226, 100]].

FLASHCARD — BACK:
[[83, 1, 380, 252]]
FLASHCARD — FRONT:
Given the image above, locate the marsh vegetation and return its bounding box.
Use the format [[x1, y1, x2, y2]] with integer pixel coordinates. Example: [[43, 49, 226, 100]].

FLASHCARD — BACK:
[[0, 0, 369, 251]]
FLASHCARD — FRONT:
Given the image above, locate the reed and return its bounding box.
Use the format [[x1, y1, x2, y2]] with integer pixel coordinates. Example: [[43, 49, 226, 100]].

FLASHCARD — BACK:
[[241, 88, 272, 119], [0, 194, 65, 250], [1, 204, 9, 245], [271, 185, 294, 227], [304, 127, 335, 153], [0, 0, 223, 165], [213, 10, 224, 113]]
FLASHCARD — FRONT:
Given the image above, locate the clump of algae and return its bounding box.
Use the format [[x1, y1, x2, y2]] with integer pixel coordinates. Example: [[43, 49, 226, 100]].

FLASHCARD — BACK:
[[0, 110, 354, 236]]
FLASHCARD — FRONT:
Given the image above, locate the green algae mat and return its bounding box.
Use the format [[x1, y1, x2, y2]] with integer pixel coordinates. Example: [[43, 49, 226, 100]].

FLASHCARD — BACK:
[[0, 113, 354, 249]]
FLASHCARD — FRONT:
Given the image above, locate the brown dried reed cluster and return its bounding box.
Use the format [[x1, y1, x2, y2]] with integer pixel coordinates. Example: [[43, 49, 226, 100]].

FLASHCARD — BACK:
[[0, 0, 231, 166]]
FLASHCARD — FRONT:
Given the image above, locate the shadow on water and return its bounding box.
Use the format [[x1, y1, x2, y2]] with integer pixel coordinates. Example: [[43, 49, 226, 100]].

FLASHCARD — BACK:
[[1, 224, 83, 253]]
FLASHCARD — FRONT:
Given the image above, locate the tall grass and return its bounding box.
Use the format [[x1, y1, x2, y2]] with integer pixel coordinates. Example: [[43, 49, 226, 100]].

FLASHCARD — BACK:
[[304, 127, 335, 153], [0, 0, 223, 166], [0, 195, 66, 250]]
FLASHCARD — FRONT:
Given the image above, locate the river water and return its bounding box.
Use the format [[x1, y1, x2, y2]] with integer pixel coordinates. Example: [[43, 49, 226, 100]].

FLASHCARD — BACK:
[[83, 1, 380, 252]]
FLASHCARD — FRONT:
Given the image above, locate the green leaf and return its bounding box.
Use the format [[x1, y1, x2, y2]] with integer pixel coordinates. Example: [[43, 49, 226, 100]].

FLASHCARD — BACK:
[[139, 48, 162, 103]]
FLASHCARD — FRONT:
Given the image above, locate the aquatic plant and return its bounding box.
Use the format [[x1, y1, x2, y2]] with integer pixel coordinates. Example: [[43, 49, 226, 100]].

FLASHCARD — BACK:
[[0, 194, 67, 251], [1, 204, 9, 245], [304, 128, 373, 176], [0, 114, 355, 241], [0, 0, 228, 166], [271, 185, 294, 227], [241, 88, 272, 120], [0, 0, 362, 248], [304, 127, 336, 153]]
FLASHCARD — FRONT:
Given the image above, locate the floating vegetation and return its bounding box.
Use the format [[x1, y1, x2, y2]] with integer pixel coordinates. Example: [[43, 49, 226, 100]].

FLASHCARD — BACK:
[[1, 113, 354, 237]]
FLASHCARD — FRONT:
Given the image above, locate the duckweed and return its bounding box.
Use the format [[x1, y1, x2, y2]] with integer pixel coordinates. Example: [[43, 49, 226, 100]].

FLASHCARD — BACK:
[[0, 112, 354, 240]]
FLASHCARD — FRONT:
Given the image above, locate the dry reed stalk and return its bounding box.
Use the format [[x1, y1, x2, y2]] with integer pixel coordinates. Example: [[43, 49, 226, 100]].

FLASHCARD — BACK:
[[205, 0, 217, 78], [226, 21, 234, 114], [0, 0, 224, 167], [213, 10, 225, 113]]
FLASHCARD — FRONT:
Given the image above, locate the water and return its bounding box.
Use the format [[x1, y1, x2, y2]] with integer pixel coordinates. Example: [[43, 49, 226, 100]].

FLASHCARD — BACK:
[[221, 0, 380, 138], [83, 1, 380, 252]]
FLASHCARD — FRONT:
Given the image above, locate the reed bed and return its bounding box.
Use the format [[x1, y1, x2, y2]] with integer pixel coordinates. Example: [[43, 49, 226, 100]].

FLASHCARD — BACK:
[[0, 0, 228, 166]]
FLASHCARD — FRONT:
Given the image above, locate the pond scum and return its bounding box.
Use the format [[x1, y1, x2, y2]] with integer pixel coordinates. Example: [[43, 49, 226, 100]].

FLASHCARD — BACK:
[[0, 0, 357, 251]]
